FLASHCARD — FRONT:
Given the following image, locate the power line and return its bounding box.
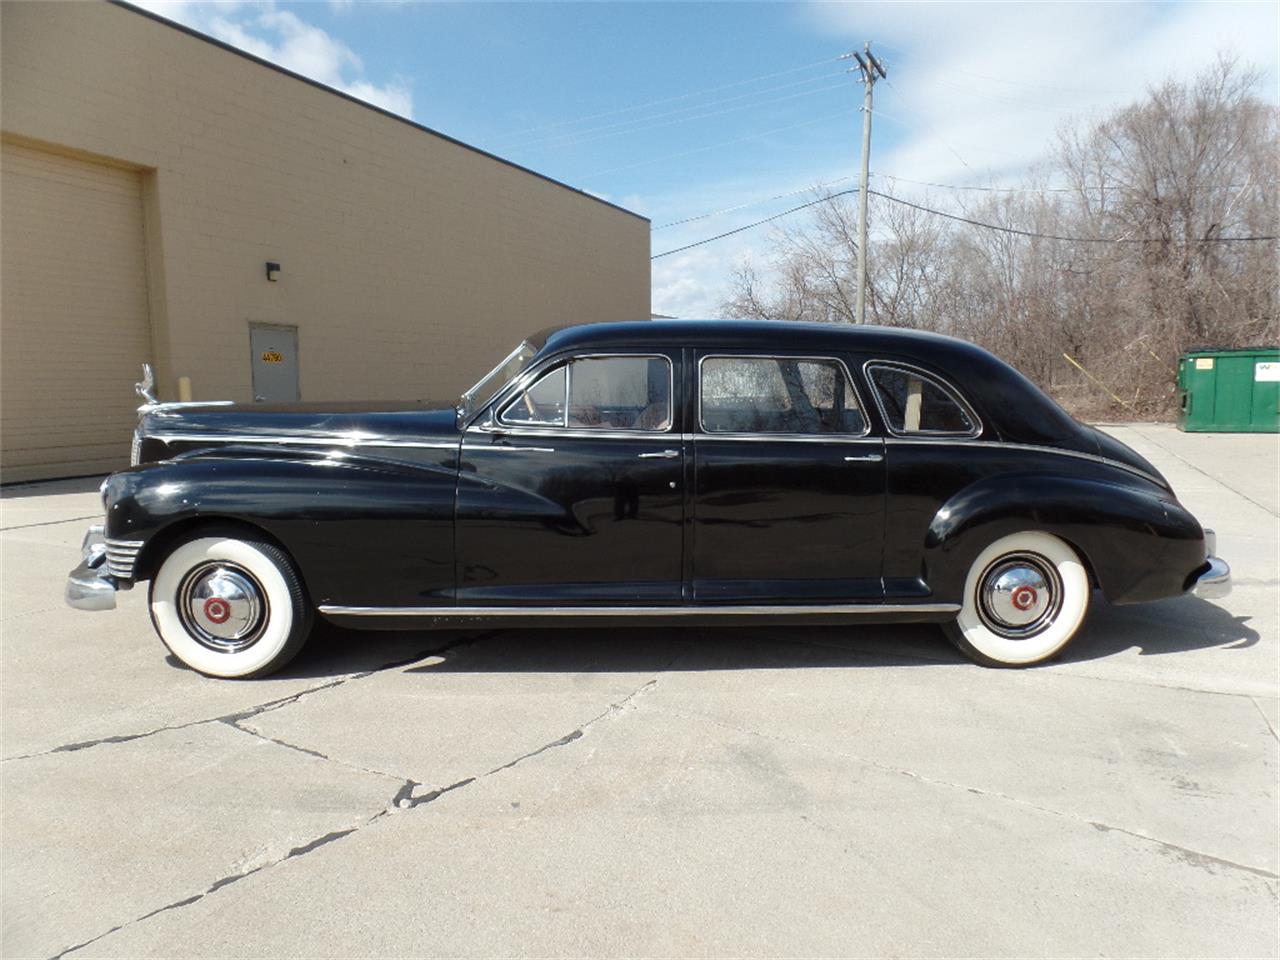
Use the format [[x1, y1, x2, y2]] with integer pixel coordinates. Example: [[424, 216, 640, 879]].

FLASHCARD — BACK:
[[652, 177, 852, 231], [873, 173, 1075, 193], [652, 172, 1273, 237], [512, 77, 850, 153], [652, 190, 859, 259], [495, 56, 840, 141], [870, 190, 1280, 243], [651, 187, 1278, 259], [578, 109, 849, 181]]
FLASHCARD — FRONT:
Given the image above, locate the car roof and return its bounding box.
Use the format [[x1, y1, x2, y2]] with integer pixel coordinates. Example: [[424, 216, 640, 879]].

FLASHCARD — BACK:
[[532, 319, 1084, 446], [537, 319, 980, 356]]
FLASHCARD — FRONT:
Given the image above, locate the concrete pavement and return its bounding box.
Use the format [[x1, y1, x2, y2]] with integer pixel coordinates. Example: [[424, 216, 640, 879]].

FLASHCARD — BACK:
[[2, 424, 1276, 958]]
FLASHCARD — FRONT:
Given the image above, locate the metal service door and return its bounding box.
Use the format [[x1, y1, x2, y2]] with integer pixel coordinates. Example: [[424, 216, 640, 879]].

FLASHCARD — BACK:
[[250, 323, 299, 402]]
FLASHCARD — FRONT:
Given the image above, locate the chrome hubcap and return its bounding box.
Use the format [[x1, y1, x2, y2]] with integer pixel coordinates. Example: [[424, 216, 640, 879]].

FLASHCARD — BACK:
[[177, 562, 267, 653], [977, 553, 1062, 639]]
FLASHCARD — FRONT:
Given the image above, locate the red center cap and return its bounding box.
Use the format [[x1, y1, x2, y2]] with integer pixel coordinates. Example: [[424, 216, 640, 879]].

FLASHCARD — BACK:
[[1011, 586, 1038, 611], [203, 597, 232, 624]]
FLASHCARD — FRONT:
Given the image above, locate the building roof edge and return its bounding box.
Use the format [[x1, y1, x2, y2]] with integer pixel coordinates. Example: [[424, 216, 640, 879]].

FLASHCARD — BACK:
[[108, 0, 650, 224]]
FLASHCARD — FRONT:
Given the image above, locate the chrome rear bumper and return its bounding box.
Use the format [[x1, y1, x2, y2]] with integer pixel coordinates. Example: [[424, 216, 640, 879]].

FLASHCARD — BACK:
[[65, 524, 119, 612], [1189, 529, 1231, 600]]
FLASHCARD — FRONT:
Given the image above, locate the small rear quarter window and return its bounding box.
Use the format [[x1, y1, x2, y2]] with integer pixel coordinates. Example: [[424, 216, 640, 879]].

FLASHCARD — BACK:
[[867, 364, 979, 436]]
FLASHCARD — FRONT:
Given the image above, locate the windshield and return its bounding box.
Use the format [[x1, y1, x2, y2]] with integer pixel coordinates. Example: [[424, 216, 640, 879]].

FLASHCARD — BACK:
[[458, 340, 539, 419]]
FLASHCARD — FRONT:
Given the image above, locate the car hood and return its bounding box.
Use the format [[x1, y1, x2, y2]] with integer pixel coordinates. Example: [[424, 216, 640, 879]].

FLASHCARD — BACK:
[[138, 399, 462, 447]]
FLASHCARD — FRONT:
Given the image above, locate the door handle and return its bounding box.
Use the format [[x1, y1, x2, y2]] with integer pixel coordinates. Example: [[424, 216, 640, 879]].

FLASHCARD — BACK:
[[638, 449, 680, 459], [843, 453, 884, 462]]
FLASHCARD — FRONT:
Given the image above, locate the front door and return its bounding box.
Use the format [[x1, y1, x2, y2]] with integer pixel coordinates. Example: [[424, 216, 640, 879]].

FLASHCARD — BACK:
[[455, 352, 684, 604], [249, 323, 299, 402], [692, 353, 885, 602]]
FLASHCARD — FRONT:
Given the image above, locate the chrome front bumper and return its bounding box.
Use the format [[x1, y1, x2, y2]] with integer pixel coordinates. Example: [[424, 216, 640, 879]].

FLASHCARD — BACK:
[[1190, 529, 1231, 601], [65, 524, 119, 612]]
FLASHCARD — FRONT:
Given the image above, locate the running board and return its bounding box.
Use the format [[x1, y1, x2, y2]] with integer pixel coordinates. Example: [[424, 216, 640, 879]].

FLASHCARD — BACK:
[[318, 602, 960, 630]]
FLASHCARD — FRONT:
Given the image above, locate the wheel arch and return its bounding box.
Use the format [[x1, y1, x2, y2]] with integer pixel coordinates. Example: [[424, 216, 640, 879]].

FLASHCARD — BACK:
[[134, 516, 297, 586], [921, 471, 1198, 604]]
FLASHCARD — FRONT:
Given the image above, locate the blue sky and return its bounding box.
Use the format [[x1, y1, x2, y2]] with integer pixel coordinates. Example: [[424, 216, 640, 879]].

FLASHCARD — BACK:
[[133, 1, 1278, 318]]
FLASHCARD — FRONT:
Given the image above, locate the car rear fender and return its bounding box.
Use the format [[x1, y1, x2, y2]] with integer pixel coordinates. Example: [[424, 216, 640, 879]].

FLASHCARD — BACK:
[[922, 472, 1204, 604]]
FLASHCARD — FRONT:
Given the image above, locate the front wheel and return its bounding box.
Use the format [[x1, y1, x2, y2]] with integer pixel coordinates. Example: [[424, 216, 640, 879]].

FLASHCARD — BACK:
[[149, 532, 312, 678], [944, 531, 1090, 667]]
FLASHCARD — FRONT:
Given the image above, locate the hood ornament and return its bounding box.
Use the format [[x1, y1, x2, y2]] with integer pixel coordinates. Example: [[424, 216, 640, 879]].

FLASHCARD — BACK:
[[135, 363, 157, 404]]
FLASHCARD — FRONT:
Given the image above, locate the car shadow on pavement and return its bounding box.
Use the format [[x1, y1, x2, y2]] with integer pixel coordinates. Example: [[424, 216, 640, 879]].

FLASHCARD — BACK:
[[1058, 593, 1260, 663], [245, 591, 1259, 681]]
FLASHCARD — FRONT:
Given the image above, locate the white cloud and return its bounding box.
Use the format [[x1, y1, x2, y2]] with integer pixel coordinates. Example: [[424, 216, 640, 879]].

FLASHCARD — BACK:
[[653, 1, 1278, 318], [129, 0, 413, 118]]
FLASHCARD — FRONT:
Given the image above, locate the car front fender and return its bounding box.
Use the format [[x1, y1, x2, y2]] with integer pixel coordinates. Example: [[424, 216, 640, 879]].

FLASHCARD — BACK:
[[101, 446, 458, 607]]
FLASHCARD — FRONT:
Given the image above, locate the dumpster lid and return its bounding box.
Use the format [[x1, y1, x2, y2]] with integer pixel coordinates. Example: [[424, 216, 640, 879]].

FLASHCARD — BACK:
[[1182, 346, 1280, 357]]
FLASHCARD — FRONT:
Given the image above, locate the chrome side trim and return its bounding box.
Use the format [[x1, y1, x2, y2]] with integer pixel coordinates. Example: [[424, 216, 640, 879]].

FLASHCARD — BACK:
[[319, 602, 960, 618], [146, 433, 459, 451], [140, 401, 236, 415], [105, 539, 144, 580], [697, 353, 872, 439], [469, 426, 679, 443], [692, 433, 883, 445], [863, 359, 984, 439], [884, 437, 1167, 487]]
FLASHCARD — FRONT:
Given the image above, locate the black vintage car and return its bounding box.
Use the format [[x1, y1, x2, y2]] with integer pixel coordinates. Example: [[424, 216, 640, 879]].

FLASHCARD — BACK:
[[67, 320, 1229, 678]]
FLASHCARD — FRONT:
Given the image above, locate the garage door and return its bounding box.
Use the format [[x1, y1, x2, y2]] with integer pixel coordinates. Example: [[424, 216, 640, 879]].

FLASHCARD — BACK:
[[1, 140, 152, 483]]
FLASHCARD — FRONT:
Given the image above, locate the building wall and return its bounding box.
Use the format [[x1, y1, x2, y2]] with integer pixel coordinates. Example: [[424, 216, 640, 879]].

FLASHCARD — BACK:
[[0, 0, 650, 480]]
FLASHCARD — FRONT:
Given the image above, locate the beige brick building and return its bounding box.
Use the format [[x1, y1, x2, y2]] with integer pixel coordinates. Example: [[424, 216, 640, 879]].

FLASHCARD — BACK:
[[0, 1, 650, 482]]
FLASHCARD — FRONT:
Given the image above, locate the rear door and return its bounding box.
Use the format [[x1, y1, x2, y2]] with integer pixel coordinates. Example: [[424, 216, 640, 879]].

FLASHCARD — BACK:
[[456, 351, 684, 604], [692, 353, 885, 602]]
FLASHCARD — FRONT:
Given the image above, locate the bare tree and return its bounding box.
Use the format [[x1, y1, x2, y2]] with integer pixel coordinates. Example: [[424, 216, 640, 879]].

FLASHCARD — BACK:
[[720, 56, 1279, 417]]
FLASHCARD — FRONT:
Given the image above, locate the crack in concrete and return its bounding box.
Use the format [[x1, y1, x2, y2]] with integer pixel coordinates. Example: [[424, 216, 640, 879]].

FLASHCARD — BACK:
[[1252, 697, 1279, 742], [4, 632, 487, 763], [50, 655, 674, 958], [1085, 820, 1279, 879], [1120, 425, 1279, 519], [392, 776, 477, 810], [50, 825, 363, 959], [0, 514, 102, 532], [658, 704, 1280, 883]]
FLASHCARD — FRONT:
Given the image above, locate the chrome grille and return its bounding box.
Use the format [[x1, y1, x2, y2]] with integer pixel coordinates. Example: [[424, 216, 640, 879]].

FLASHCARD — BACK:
[[105, 539, 144, 580], [130, 430, 142, 467]]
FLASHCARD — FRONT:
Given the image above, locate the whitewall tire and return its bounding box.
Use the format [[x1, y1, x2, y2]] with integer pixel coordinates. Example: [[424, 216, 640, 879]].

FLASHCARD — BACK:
[[945, 531, 1090, 667], [149, 532, 312, 679]]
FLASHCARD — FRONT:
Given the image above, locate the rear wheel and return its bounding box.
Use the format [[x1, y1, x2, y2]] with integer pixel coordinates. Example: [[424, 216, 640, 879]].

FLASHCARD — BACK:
[[945, 531, 1089, 667], [149, 531, 312, 678]]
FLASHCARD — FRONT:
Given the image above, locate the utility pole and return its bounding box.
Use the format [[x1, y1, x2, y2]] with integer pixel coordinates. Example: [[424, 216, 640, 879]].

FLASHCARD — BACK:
[[841, 42, 886, 324]]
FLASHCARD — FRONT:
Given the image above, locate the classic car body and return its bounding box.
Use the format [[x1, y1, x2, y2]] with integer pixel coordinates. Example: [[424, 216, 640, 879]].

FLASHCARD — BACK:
[[67, 320, 1231, 677]]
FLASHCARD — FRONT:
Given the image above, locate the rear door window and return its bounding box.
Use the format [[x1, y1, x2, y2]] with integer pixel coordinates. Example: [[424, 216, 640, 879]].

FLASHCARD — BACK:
[[700, 356, 867, 435]]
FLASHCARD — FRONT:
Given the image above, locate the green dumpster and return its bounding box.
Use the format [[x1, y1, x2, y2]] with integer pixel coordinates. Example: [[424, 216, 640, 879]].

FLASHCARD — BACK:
[[1178, 347, 1280, 433]]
